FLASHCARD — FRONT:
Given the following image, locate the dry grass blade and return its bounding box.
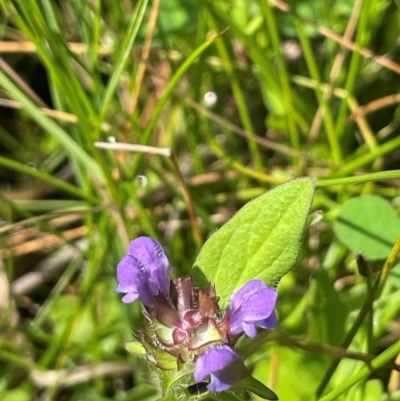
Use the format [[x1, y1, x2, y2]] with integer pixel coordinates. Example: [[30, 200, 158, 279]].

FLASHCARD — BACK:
[[94, 141, 172, 156], [0, 97, 112, 131], [0, 41, 112, 55], [30, 362, 134, 388], [350, 94, 400, 119], [1, 226, 87, 258], [127, 0, 160, 115], [304, 0, 364, 163], [0, 257, 18, 325], [319, 27, 400, 75], [12, 239, 87, 296], [0, 57, 48, 107], [182, 96, 337, 167]]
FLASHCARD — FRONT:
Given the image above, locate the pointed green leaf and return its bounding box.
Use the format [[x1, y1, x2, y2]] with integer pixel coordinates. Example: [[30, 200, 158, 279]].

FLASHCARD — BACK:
[[124, 340, 146, 356], [232, 375, 278, 400], [192, 178, 315, 306]]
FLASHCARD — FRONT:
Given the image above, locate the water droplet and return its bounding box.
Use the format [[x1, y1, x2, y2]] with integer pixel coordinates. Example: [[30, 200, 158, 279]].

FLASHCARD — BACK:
[[136, 175, 148, 188], [203, 91, 217, 107], [25, 162, 36, 170]]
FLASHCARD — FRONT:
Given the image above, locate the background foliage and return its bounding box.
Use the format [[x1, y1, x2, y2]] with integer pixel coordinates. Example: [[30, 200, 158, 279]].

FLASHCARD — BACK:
[[1, 0, 400, 400]]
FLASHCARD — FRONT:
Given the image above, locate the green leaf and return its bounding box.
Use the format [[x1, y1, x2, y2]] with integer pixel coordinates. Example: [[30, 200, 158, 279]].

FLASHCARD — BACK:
[[232, 375, 278, 400], [333, 195, 400, 260], [192, 177, 315, 306]]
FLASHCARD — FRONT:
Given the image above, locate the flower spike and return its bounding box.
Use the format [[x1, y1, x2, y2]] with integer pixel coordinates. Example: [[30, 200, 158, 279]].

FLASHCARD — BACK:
[[116, 240, 279, 398]]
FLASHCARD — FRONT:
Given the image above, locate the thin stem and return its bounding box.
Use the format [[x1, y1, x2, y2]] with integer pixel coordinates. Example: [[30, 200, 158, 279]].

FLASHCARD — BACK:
[[170, 153, 203, 248], [317, 170, 400, 187]]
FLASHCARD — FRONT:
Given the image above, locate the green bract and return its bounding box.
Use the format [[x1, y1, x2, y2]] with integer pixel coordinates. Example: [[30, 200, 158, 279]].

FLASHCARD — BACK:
[[192, 177, 316, 307]]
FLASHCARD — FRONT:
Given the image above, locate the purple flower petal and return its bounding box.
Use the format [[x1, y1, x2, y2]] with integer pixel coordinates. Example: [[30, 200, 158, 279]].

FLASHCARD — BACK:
[[255, 310, 277, 330], [121, 291, 139, 304], [194, 346, 248, 392], [115, 237, 173, 306], [242, 322, 257, 338], [115, 255, 156, 307], [128, 237, 171, 294], [228, 279, 277, 338]]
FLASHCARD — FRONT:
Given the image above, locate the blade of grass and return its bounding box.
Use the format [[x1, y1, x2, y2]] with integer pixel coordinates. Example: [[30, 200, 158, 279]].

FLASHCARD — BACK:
[[314, 236, 400, 399], [333, 0, 374, 140], [295, 19, 341, 163], [127, 0, 160, 115], [11, 200, 87, 212], [131, 29, 226, 175], [260, 0, 300, 151], [95, 141, 203, 246], [317, 170, 400, 187], [91, 0, 102, 71], [15, 0, 96, 126], [208, 140, 284, 185], [98, 0, 149, 126], [318, 338, 400, 401], [33, 255, 84, 327], [0, 156, 98, 203], [206, 11, 263, 171], [329, 135, 400, 178], [201, 0, 310, 139], [0, 349, 43, 371], [0, 68, 105, 185], [303, 0, 363, 167]]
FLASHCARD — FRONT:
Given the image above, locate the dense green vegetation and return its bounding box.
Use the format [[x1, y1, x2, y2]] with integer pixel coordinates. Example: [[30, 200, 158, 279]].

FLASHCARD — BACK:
[[1, 0, 400, 400]]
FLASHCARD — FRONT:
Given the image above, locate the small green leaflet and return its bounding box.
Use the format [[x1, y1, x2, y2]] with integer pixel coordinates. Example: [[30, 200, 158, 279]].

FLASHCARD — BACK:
[[333, 194, 400, 260], [192, 177, 315, 307]]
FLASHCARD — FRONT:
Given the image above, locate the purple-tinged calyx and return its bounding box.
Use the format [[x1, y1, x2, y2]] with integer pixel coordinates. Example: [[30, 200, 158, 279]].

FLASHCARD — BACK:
[[228, 279, 277, 338], [115, 236, 172, 307], [194, 345, 248, 392], [131, 276, 230, 371]]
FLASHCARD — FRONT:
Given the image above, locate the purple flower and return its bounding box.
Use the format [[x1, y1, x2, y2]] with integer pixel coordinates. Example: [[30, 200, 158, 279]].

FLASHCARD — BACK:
[[228, 279, 277, 338], [194, 345, 247, 392], [115, 237, 171, 306]]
